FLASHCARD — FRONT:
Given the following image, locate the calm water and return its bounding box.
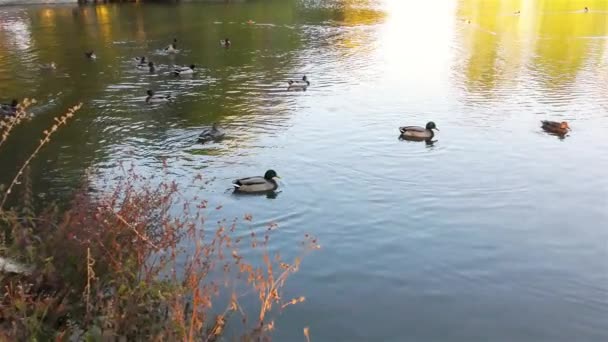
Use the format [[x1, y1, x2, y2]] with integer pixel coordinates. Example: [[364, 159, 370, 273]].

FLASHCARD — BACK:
[[1, 0, 607, 340]]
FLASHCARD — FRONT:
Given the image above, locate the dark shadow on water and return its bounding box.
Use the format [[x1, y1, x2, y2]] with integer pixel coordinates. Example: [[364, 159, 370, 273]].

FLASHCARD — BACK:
[[231, 190, 281, 199], [398, 135, 438, 147]]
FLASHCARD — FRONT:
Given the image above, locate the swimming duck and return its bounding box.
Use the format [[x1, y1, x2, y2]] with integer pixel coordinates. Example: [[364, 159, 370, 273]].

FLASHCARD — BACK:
[[584, 7, 589, 13], [220, 38, 231, 47], [164, 38, 178, 53], [233, 170, 280, 193], [541, 120, 570, 135], [399, 121, 439, 140], [0, 99, 18, 117], [134, 56, 147, 65], [173, 64, 196, 76], [145, 90, 171, 104], [287, 76, 310, 91], [85, 51, 97, 60], [247, 20, 255, 25], [514, 10, 521, 15], [290, 75, 309, 85], [198, 123, 225, 143], [138, 61, 155, 73]]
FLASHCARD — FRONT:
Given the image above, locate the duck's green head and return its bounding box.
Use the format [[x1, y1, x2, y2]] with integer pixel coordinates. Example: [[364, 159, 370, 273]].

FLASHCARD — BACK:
[[426, 121, 439, 131], [264, 170, 280, 180]]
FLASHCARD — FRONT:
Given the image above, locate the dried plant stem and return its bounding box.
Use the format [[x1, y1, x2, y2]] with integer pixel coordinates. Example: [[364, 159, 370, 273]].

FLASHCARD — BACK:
[[84, 247, 95, 319], [0, 103, 81, 209], [111, 210, 158, 249], [0, 99, 35, 151]]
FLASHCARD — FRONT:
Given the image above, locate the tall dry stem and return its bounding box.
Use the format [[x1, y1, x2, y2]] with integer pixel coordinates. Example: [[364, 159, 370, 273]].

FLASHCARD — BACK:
[[0, 103, 82, 209]]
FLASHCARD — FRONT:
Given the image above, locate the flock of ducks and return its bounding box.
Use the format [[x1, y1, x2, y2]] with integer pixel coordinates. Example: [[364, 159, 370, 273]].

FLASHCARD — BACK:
[[1, 33, 574, 194]]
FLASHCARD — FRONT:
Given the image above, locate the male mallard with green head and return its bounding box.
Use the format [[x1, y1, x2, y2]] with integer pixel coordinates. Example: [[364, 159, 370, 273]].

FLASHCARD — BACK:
[[233, 170, 280, 193]]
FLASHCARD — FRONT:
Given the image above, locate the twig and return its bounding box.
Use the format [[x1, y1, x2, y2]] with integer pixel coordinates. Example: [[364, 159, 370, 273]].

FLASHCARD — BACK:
[[0, 103, 81, 209]]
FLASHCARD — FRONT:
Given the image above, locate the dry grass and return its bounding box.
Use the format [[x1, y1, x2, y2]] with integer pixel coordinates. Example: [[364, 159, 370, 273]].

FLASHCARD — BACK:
[[0, 100, 318, 340]]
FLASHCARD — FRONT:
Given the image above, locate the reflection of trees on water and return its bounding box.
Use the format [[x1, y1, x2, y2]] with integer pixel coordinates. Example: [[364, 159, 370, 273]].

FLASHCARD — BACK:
[[0, 0, 384, 201], [453, 0, 608, 102]]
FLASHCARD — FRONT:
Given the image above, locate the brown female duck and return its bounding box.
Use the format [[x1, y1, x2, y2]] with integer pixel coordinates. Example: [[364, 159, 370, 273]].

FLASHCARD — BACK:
[[541, 121, 570, 135]]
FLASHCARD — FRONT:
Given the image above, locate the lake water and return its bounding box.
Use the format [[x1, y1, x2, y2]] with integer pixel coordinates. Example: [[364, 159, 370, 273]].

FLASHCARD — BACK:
[[1, 0, 607, 340]]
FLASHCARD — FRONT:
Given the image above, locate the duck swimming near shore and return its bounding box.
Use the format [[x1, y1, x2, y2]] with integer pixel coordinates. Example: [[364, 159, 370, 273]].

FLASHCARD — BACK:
[[399, 121, 439, 140], [233, 170, 280, 194], [85, 51, 97, 60], [198, 123, 225, 143]]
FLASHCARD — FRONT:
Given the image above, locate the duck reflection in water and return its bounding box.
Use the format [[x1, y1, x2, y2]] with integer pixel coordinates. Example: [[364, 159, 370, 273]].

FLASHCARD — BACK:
[[398, 135, 437, 147]]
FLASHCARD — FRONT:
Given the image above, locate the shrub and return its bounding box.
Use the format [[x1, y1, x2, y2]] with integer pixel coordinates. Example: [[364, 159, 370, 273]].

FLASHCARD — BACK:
[[0, 100, 318, 340]]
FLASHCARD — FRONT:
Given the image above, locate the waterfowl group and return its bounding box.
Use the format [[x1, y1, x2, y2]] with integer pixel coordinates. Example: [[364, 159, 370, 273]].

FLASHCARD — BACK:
[[233, 170, 280, 194], [198, 123, 225, 143]]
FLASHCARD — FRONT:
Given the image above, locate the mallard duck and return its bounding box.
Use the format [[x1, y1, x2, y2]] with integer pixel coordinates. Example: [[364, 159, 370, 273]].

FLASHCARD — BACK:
[[145, 90, 171, 104], [290, 75, 309, 85], [173, 64, 196, 76], [287, 76, 310, 91], [164, 38, 178, 53], [137, 61, 155, 73], [134, 56, 147, 65], [85, 51, 97, 60], [541, 120, 570, 135], [399, 121, 439, 140], [220, 38, 231, 47], [1, 99, 18, 117], [233, 170, 280, 193], [198, 123, 225, 143]]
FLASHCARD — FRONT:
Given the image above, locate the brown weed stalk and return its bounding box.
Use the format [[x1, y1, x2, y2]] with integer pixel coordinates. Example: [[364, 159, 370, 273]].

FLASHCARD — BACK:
[[0, 103, 82, 209]]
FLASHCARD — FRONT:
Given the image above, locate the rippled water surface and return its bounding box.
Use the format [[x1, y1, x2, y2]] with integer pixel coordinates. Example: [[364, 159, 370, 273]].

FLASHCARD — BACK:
[[1, 0, 607, 340]]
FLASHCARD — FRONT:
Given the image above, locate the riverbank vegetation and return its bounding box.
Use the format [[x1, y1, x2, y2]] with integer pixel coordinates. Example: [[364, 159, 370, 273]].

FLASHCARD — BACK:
[[0, 101, 318, 340]]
